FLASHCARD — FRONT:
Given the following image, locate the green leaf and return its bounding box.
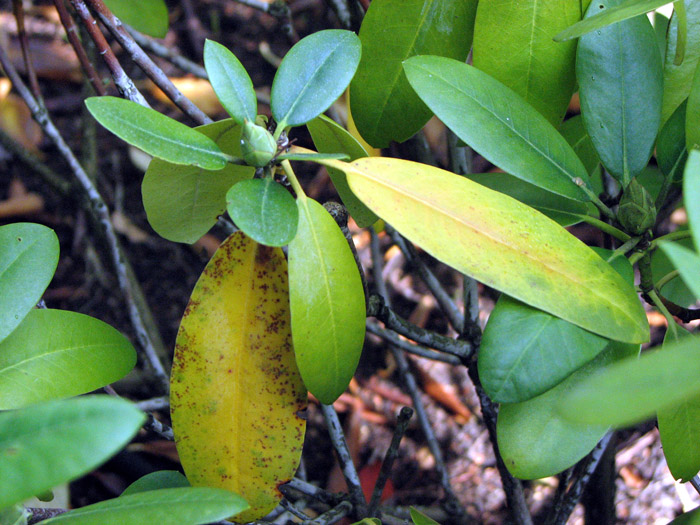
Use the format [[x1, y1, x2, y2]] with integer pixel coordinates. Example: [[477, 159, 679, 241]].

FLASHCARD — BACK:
[[560, 115, 602, 177], [659, 241, 700, 300], [103, 0, 168, 38], [121, 471, 189, 497], [662, 0, 700, 126], [306, 115, 378, 227], [352, 520, 382, 525], [479, 296, 609, 404], [576, 0, 663, 185], [0, 505, 28, 525], [203, 40, 256, 125], [655, 11, 671, 67], [85, 97, 228, 169], [314, 156, 649, 344], [472, 1, 580, 125], [0, 396, 145, 509], [288, 197, 366, 403], [350, 0, 477, 147], [558, 334, 700, 427], [142, 119, 254, 243], [498, 341, 638, 480], [658, 327, 700, 482], [403, 56, 590, 201], [669, 507, 700, 525], [554, 0, 673, 41], [0, 223, 58, 342], [0, 309, 136, 409], [271, 30, 361, 128], [685, 149, 700, 249], [275, 152, 350, 162], [685, 57, 700, 151], [226, 178, 298, 247], [40, 488, 249, 525], [657, 99, 688, 181], [652, 233, 697, 307], [465, 173, 588, 227], [410, 507, 441, 525]]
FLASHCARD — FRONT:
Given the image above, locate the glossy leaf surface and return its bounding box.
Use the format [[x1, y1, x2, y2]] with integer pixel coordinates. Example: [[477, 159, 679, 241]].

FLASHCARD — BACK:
[[288, 197, 366, 403], [0, 396, 145, 509], [315, 155, 649, 343], [0, 223, 58, 342], [473, 1, 580, 125], [410, 507, 441, 525], [465, 173, 587, 226], [576, 0, 663, 184], [686, 149, 700, 249], [103, 0, 168, 38], [86, 97, 227, 169], [204, 40, 256, 125], [271, 30, 361, 128], [498, 341, 637, 480], [687, 63, 700, 149], [403, 56, 590, 201], [350, 0, 477, 147], [121, 471, 189, 497], [306, 115, 378, 227], [560, 114, 601, 177], [658, 328, 700, 482], [170, 232, 306, 522], [226, 178, 298, 247], [657, 99, 688, 181], [558, 334, 700, 427], [662, 0, 700, 125], [554, 0, 672, 41], [669, 506, 700, 524], [0, 309, 136, 409], [41, 488, 248, 525], [659, 241, 700, 300], [652, 235, 697, 307], [142, 119, 254, 243], [479, 296, 609, 404]]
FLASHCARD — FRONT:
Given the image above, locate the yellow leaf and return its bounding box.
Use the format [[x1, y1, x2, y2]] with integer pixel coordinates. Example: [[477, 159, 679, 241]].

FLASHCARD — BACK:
[[170, 232, 306, 523], [306, 152, 648, 344]]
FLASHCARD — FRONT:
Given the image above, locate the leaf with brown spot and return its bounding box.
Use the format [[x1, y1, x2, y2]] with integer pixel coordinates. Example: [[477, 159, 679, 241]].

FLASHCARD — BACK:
[[170, 232, 307, 523]]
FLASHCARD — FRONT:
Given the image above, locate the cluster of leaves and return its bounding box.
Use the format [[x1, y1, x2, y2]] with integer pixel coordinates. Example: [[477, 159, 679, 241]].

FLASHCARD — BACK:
[[9, 0, 700, 523]]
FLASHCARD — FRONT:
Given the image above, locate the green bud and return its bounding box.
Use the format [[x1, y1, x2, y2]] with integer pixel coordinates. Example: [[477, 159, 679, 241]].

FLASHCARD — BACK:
[[240, 119, 277, 167], [617, 178, 656, 235]]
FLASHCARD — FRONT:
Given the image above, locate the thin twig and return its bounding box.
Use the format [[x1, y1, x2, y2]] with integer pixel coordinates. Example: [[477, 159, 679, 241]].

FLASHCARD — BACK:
[[136, 396, 169, 412], [12, 0, 43, 103], [126, 25, 208, 78], [366, 321, 461, 365], [69, 0, 149, 105], [53, 0, 106, 96], [179, 0, 208, 52], [467, 362, 533, 525], [546, 432, 614, 525], [282, 478, 345, 507], [280, 499, 311, 521], [389, 227, 464, 332], [369, 229, 469, 521], [367, 406, 413, 517], [367, 294, 473, 362], [307, 501, 353, 525], [27, 508, 67, 524], [84, 0, 212, 125], [690, 475, 700, 496], [320, 403, 368, 517], [144, 412, 174, 440], [0, 40, 170, 394]]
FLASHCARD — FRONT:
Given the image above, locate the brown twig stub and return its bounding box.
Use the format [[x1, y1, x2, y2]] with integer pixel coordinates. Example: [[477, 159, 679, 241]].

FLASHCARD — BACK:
[[12, 0, 43, 103]]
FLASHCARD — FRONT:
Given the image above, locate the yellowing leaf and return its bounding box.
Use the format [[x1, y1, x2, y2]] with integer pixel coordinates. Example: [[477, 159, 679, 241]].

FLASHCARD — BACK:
[[170, 232, 306, 523], [310, 154, 648, 344]]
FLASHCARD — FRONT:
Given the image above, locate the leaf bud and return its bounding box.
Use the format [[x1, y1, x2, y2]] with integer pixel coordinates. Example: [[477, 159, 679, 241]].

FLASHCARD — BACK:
[[617, 178, 656, 235], [240, 119, 277, 167]]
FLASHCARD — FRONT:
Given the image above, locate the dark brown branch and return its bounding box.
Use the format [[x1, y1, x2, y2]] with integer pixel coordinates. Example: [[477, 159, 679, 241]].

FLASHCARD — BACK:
[[12, 0, 42, 102], [53, 0, 106, 96], [84, 0, 212, 125]]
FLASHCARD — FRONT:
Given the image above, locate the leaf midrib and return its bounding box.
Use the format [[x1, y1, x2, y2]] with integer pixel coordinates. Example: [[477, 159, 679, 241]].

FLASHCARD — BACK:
[[347, 163, 640, 330]]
